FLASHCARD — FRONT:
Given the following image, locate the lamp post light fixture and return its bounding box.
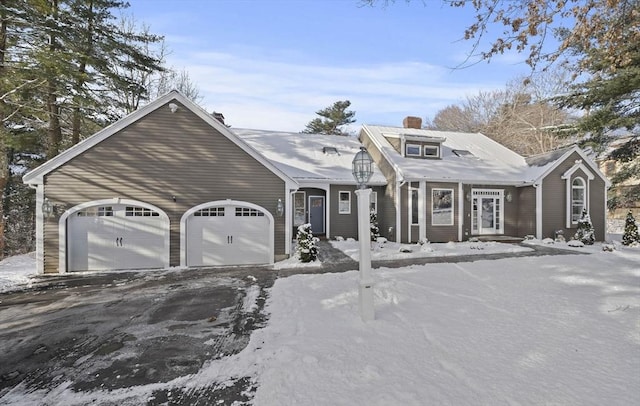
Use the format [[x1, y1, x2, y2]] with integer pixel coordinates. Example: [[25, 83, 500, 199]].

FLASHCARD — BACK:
[[351, 147, 375, 321]]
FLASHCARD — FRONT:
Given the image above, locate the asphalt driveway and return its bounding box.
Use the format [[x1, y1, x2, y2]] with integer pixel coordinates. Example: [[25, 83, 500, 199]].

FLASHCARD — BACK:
[[0, 241, 583, 405]]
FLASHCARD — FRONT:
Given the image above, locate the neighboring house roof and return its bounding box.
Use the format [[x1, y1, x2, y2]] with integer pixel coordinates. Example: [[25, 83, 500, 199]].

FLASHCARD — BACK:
[[362, 124, 610, 186], [233, 128, 387, 186], [22, 91, 297, 189]]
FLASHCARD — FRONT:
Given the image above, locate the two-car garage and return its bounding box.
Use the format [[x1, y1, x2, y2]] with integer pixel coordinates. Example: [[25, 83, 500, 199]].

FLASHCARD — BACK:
[[64, 199, 273, 272]]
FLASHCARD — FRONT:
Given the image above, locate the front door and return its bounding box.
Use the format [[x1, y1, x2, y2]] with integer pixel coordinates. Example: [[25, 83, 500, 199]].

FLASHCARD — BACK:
[[472, 190, 504, 235], [308, 196, 325, 234]]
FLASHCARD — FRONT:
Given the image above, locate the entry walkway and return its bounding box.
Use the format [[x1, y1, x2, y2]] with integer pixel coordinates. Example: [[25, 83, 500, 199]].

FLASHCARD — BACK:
[[277, 240, 587, 277]]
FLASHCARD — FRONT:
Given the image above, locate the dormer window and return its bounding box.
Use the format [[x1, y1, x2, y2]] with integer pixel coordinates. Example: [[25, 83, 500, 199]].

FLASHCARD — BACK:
[[406, 144, 421, 157], [423, 145, 439, 158]]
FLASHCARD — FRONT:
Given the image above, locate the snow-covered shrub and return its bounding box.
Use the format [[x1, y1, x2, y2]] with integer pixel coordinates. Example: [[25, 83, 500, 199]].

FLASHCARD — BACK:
[[622, 211, 640, 247], [567, 240, 585, 248], [335, 236, 345, 241], [296, 223, 318, 263], [602, 244, 615, 252], [376, 237, 388, 244], [370, 211, 381, 241], [399, 246, 413, 253], [542, 238, 555, 244], [573, 209, 595, 245], [523, 235, 535, 240]]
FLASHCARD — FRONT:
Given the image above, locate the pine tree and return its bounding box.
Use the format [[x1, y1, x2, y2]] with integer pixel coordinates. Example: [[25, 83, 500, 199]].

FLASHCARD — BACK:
[[622, 211, 640, 246], [370, 210, 380, 241], [302, 100, 356, 136], [573, 209, 595, 245], [296, 223, 318, 263]]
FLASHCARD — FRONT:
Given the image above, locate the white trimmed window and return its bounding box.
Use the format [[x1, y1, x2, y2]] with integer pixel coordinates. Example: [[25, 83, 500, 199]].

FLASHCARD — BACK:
[[339, 191, 351, 214], [406, 144, 421, 157], [423, 145, 440, 158], [370, 191, 378, 214], [571, 177, 586, 223], [411, 189, 419, 225], [293, 191, 306, 226], [432, 189, 453, 225]]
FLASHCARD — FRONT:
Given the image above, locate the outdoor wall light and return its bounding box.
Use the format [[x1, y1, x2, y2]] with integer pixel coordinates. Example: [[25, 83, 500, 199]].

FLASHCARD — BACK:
[[505, 191, 513, 202], [168, 103, 178, 113], [42, 198, 54, 218], [276, 198, 284, 217]]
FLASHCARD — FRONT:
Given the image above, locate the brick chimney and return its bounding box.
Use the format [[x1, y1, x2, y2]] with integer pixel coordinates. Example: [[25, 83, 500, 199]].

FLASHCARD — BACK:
[[403, 116, 422, 129]]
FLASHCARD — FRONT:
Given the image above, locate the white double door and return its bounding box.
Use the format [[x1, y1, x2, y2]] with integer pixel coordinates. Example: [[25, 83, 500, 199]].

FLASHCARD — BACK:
[[68, 204, 167, 271], [186, 204, 271, 266]]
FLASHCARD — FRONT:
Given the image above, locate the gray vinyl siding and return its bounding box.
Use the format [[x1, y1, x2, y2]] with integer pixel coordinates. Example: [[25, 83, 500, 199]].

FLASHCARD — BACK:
[[426, 182, 459, 242], [517, 186, 536, 237], [329, 185, 359, 239], [541, 151, 607, 240], [42, 99, 287, 273]]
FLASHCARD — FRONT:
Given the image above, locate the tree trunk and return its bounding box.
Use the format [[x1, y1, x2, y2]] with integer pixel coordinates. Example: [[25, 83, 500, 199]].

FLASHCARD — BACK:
[[0, 0, 9, 258], [46, 0, 62, 158]]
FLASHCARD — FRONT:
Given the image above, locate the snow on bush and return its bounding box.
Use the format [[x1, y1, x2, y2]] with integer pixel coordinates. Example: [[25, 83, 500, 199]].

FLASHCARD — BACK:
[[567, 240, 585, 248], [296, 223, 318, 263], [573, 209, 595, 245], [622, 211, 640, 247]]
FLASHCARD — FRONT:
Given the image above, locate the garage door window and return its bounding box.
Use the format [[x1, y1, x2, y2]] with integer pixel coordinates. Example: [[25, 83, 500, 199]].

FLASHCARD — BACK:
[[76, 206, 113, 217], [125, 206, 159, 217], [236, 207, 265, 216], [194, 207, 225, 216]]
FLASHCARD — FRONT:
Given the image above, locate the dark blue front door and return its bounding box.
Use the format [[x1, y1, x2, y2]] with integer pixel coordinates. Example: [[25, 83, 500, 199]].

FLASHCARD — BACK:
[[308, 196, 325, 234]]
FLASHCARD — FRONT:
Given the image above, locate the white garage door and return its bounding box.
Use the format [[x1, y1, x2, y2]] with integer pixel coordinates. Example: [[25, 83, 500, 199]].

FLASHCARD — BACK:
[[186, 203, 271, 266], [68, 204, 168, 271]]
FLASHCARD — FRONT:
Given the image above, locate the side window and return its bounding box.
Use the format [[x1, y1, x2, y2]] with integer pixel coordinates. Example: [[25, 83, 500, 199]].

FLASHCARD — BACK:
[[370, 191, 378, 214], [293, 191, 306, 226], [411, 189, 419, 225], [571, 177, 585, 223], [339, 191, 351, 214]]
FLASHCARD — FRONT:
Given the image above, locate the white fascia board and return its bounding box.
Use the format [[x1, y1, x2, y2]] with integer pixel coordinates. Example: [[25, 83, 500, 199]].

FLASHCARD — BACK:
[[535, 146, 610, 187]]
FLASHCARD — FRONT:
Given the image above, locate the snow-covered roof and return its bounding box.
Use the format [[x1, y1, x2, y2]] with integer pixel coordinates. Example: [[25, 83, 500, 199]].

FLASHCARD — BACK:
[[362, 125, 610, 186], [233, 128, 387, 186], [362, 125, 533, 184]]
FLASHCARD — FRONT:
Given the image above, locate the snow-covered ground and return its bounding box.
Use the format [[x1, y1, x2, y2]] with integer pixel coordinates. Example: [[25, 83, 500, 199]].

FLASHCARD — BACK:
[[0, 252, 37, 293], [1, 237, 639, 405]]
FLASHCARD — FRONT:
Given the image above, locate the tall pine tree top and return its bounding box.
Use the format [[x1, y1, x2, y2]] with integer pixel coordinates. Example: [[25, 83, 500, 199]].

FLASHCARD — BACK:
[[302, 100, 356, 136]]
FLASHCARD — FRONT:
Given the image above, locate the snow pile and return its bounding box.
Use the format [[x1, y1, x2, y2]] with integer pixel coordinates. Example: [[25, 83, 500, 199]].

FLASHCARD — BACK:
[[331, 239, 532, 261], [0, 252, 37, 293]]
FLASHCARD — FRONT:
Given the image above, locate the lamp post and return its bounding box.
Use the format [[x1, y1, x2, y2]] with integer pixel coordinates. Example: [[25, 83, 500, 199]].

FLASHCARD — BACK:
[[352, 147, 375, 321]]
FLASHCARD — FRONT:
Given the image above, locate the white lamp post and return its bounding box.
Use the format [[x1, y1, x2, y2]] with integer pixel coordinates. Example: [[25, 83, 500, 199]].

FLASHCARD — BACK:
[[352, 147, 375, 321]]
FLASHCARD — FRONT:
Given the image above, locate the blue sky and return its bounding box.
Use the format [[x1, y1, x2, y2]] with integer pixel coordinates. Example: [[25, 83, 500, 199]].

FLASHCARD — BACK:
[[126, 0, 534, 132]]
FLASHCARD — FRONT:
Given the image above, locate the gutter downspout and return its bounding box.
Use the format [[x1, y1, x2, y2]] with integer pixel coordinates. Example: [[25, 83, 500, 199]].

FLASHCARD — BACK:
[[28, 183, 45, 274], [533, 180, 543, 239]]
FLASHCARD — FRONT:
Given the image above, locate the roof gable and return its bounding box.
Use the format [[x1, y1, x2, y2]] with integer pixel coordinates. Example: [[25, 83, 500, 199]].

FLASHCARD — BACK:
[[23, 91, 297, 188]]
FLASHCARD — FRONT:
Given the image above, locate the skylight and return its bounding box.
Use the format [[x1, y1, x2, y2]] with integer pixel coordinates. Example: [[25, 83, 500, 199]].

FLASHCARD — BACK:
[[322, 146, 339, 155], [452, 149, 474, 157]]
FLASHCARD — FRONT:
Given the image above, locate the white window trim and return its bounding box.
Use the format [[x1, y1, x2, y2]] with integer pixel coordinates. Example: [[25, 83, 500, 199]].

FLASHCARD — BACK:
[[370, 191, 378, 214], [561, 160, 594, 228], [338, 191, 351, 214], [432, 188, 454, 226], [423, 145, 440, 158], [410, 187, 419, 226], [570, 177, 586, 225], [470, 189, 505, 235], [293, 191, 306, 226], [406, 143, 421, 157]]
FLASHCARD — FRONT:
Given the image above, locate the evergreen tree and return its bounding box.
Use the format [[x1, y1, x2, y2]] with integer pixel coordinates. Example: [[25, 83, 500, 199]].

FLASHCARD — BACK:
[[573, 209, 595, 245], [296, 223, 318, 263], [370, 211, 380, 241], [302, 100, 356, 136], [622, 211, 640, 246]]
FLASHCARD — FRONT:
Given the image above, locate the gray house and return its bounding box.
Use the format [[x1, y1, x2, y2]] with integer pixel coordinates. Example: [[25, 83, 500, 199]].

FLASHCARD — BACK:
[[23, 91, 610, 274]]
